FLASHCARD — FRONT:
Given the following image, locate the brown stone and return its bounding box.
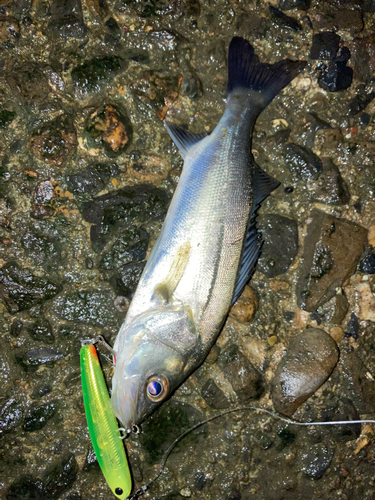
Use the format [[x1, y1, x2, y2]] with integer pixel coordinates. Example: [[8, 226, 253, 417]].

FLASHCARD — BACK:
[[271, 328, 339, 416], [296, 209, 367, 311], [229, 285, 258, 323], [0, 15, 20, 45]]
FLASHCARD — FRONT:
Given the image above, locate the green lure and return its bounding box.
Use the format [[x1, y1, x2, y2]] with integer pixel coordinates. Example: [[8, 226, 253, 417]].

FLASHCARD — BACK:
[[80, 344, 132, 499]]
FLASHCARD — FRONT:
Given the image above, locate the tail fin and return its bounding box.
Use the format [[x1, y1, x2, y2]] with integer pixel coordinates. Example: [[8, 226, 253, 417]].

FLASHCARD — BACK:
[[228, 37, 306, 106]]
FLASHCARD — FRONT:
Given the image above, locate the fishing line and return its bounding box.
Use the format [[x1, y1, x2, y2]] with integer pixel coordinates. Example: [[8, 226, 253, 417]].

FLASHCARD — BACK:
[[127, 405, 375, 499]]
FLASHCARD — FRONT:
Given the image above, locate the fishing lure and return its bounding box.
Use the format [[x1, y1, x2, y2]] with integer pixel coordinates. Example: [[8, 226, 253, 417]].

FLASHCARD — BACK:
[[80, 343, 132, 499]]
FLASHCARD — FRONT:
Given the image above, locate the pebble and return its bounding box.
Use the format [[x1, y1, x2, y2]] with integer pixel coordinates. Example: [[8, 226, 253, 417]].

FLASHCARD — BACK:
[[229, 285, 258, 323], [330, 326, 344, 343], [283, 143, 323, 181], [271, 328, 339, 415], [368, 224, 375, 247], [359, 252, 375, 274], [298, 443, 334, 479], [356, 282, 375, 322], [268, 335, 278, 347], [318, 48, 353, 93], [180, 487, 192, 497], [269, 5, 302, 31], [15, 347, 64, 372], [309, 32, 340, 60], [201, 378, 231, 409], [322, 292, 349, 324]]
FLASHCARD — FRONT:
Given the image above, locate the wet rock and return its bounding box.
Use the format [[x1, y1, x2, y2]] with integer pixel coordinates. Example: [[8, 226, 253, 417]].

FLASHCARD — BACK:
[[110, 261, 146, 298], [356, 282, 375, 322], [0, 262, 62, 313], [314, 127, 342, 154], [278, 0, 310, 9], [296, 210, 367, 311], [345, 312, 360, 339], [318, 48, 353, 93], [82, 446, 99, 471], [6, 475, 44, 500], [29, 318, 55, 344], [180, 74, 201, 98], [28, 115, 77, 166], [42, 453, 78, 499], [131, 70, 180, 119], [85, 0, 108, 18], [298, 443, 334, 479], [311, 5, 364, 33], [283, 144, 323, 181], [359, 250, 375, 274], [321, 397, 361, 442], [309, 32, 340, 60], [46, 0, 86, 38], [139, 400, 203, 463], [31, 384, 52, 399], [0, 109, 16, 128], [30, 180, 57, 219], [71, 56, 125, 95], [105, 17, 121, 39], [66, 162, 119, 196], [54, 288, 122, 327], [0, 398, 23, 434], [84, 104, 132, 156], [21, 226, 60, 265], [269, 5, 302, 31], [340, 351, 375, 413], [81, 185, 170, 252], [99, 228, 149, 270], [6, 65, 50, 105], [218, 343, 265, 402], [201, 379, 231, 409], [0, 15, 20, 46], [10, 319, 23, 337], [23, 402, 57, 432], [309, 158, 350, 205], [322, 292, 349, 325], [15, 347, 64, 372], [271, 328, 339, 416], [229, 285, 258, 323], [258, 214, 298, 278], [348, 91, 375, 116]]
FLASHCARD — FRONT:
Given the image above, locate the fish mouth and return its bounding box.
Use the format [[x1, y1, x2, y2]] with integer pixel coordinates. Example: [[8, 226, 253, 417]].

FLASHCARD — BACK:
[[111, 376, 140, 430]]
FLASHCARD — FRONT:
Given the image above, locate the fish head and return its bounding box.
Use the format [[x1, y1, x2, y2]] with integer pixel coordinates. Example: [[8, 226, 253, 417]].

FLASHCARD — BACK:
[[111, 305, 197, 429]]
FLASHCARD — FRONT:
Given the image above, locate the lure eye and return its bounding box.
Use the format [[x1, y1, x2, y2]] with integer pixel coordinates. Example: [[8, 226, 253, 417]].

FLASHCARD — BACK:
[[146, 375, 169, 402], [115, 487, 123, 496]]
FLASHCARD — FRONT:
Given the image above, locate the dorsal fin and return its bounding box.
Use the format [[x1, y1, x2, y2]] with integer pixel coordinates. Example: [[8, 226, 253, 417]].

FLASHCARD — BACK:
[[165, 121, 207, 159], [231, 165, 280, 305]]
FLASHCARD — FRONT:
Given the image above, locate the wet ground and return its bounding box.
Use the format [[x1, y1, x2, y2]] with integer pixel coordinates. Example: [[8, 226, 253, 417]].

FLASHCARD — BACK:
[[1, 0, 375, 499]]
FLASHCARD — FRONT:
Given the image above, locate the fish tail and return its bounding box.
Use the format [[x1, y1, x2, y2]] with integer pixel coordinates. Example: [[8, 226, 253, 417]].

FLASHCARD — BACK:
[[227, 36, 306, 109]]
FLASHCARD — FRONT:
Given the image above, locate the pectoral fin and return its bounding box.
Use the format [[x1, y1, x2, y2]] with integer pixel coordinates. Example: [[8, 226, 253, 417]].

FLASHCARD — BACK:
[[165, 121, 207, 159]]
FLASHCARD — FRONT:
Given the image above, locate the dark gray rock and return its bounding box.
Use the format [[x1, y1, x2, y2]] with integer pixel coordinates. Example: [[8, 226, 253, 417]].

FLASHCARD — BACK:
[[82, 447, 99, 471], [309, 32, 340, 60], [258, 214, 298, 277], [283, 144, 323, 181], [66, 162, 119, 196], [0, 262, 62, 313], [81, 185, 169, 252], [99, 227, 149, 270], [42, 453, 78, 499], [359, 250, 375, 274], [278, 0, 310, 9], [0, 109, 16, 128], [308, 158, 350, 205], [218, 344, 265, 402], [46, 0, 86, 39], [54, 288, 122, 327], [340, 352, 375, 413], [321, 397, 361, 442], [10, 319, 23, 337], [269, 5, 302, 31], [29, 319, 54, 344], [271, 328, 339, 416], [318, 48, 353, 93], [6, 475, 44, 500], [23, 402, 57, 432], [71, 56, 125, 95], [201, 378, 231, 409], [15, 347, 64, 372], [346, 312, 360, 339], [298, 443, 334, 479], [348, 91, 375, 116], [0, 398, 23, 435], [296, 210, 367, 311], [110, 261, 146, 299]]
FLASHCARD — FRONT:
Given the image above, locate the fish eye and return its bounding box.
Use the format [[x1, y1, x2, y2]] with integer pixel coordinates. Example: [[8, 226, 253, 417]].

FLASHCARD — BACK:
[[146, 375, 169, 402], [115, 487, 123, 496]]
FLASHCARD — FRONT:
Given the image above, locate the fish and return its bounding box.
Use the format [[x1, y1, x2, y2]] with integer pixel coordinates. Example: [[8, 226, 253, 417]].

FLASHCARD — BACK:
[[81, 343, 132, 499], [111, 36, 306, 430]]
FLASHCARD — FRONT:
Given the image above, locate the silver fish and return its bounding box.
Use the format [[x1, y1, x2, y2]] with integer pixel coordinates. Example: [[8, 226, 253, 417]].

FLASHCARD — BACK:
[[111, 37, 305, 429]]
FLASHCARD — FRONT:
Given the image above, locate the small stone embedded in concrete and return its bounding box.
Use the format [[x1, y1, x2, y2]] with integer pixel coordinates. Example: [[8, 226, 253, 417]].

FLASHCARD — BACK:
[[0, 109, 16, 128], [0, 15, 20, 46], [309, 158, 350, 206], [359, 251, 375, 274], [201, 378, 231, 409], [321, 397, 361, 442], [15, 347, 64, 372], [318, 48, 353, 93], [269, 5, 302, 31], [110, 261, 146, 299], [348, 91, 375, 116], [84, 104, 133, 157], [356, 282, 375, 322], [23, 402, 57, 432], [28, 115, 77, 166], [258, 214, 298, 277], [10, 319, 23, 337], [345, 312, 360, 339], [229, 285, 258, 323], [0, 262, 62, 313], [6, 65, 50, 105], [271, 328, 339, 416], [330, 326, 344, 343], [298, 443, 334, 479], [278, 0, 310, 9], [311, 5, 363, 33], [83, 447, 99, 471], [218, 343, 265, 402], [66, 162, 119, 196], [296, 209, 367, 311], [42, 453, 78, 499], [0, 398, 23, 435], [29, 319, 55, 344], [322, 292, 349, 325], [45, 0, 86, 39], [309, 32, 340, 60], [283, 143, 323, 181], [71, 56, 125, 95], [99, 227, 149, 270]]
